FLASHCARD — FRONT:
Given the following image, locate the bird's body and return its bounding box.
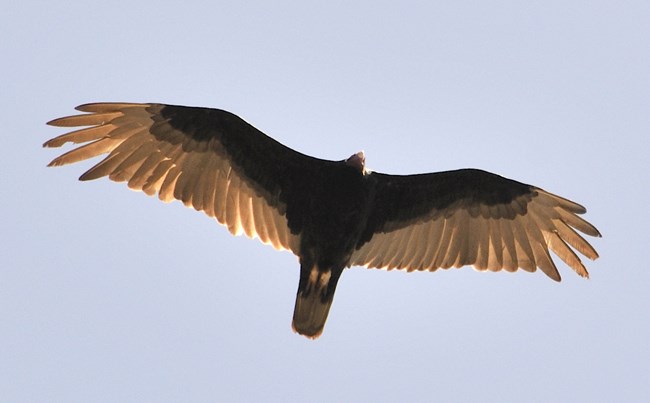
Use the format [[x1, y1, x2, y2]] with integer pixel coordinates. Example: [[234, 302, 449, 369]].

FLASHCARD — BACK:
[[45, 103, 601, 338]]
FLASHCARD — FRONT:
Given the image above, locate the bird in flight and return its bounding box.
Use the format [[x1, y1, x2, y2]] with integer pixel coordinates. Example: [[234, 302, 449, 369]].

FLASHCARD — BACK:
[[45, 103, 601, 339]]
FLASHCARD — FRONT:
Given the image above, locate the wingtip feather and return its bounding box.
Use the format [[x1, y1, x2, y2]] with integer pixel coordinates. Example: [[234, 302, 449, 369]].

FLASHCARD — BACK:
[[74, 102, 149, 112]]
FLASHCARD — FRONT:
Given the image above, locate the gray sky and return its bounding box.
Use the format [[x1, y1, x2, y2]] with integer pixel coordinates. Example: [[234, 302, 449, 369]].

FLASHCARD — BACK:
[[2, 1, 649, 402]]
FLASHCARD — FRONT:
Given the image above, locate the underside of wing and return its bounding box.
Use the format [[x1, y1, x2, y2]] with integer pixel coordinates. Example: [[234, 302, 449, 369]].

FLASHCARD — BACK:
[[350, 170, 600, 281], [45, 103, 306, 254]]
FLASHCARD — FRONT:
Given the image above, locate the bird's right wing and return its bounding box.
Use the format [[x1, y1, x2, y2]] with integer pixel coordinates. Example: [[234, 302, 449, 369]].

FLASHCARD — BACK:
[[350, 169, 600, 281], [45, 103, 325, 254]]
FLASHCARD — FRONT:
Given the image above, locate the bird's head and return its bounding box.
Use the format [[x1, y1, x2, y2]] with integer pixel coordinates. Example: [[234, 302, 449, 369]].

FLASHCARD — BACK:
[[345, 151, 367, 175]]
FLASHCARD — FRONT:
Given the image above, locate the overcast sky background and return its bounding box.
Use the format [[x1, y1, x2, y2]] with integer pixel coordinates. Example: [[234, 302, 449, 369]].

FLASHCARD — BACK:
[[2, 1, 649, 402]]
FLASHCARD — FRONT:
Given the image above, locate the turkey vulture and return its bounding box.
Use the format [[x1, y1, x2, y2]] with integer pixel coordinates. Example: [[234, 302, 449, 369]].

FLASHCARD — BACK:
[[44, 103, 601, 339]]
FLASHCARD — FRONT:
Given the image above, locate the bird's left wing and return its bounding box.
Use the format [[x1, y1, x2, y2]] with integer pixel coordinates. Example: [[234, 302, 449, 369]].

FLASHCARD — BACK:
[[44, 103, 320, 254], [350, 169, 600, 281]]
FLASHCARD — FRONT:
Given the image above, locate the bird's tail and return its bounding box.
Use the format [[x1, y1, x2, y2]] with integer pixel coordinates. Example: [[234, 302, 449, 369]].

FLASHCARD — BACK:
[[291, 265, 342, 339]]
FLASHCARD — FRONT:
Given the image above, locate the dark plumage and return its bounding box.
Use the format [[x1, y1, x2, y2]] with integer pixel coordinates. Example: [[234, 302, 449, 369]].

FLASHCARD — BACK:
[[45, 103, 601, 338]]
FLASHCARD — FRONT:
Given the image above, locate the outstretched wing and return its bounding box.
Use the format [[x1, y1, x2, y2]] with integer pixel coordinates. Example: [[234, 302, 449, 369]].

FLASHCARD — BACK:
[[44, 102, 322, 254], [351, 169, 600, 281]]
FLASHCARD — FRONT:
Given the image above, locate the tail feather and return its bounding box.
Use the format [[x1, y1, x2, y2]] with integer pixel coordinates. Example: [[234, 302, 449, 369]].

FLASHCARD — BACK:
[[292, 292, 334, 339], [291, 264, 342, 339]]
